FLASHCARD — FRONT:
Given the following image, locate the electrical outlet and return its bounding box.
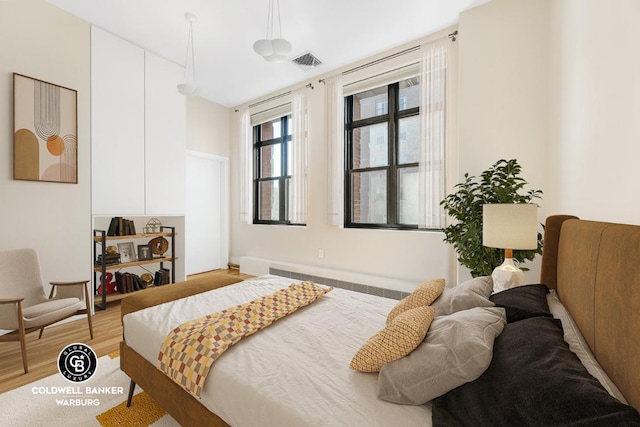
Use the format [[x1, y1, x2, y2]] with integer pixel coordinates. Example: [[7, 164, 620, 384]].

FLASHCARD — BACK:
[[318, 249, 325, 259]]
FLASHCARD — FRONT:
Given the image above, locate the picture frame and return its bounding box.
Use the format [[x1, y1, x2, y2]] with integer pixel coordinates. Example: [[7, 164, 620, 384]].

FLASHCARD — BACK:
[[137, 244, 152, 261], [117, 242, 136, 263], [13, 73, 78, 183]]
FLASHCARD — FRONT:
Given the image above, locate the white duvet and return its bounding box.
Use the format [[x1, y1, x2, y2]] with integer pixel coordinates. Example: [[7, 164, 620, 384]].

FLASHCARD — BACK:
[[124, 275, 432, 427]]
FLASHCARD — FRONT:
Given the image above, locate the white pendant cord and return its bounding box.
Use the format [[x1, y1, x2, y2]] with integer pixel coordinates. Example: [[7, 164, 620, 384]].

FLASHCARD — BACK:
[[178, 13, 203, 96], [265, 0, 273, 40], [188, 21, 196, 85], [264, 0, 284, 40]]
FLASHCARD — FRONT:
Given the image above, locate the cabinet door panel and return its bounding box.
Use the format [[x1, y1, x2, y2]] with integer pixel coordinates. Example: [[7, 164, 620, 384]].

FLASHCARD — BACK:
[[144, 52, 186, 215], [91, 27, 145, 215]]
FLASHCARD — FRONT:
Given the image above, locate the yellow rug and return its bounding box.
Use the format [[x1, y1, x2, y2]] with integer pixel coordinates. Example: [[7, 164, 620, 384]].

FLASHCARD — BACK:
[[95, 350, 170, 427], [96, 392, 167, 427], [1, 351, 178, 426]]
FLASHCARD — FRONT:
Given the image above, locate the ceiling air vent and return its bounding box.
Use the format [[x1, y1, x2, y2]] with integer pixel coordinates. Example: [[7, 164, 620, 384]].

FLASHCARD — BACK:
[[291, 52, 322, 71]]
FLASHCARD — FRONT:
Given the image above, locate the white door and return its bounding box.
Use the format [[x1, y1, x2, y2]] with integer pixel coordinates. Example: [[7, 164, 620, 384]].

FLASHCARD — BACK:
[[185, 151, 228, 275]]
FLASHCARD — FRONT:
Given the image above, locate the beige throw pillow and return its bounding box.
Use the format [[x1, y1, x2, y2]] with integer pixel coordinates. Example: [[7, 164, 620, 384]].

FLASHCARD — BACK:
[[386, 279, 444, 325], [350, 306, 435, 373]]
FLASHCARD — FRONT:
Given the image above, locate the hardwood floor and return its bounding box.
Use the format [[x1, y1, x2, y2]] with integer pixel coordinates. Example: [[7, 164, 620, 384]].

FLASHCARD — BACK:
[[0, 268, 252, 394]]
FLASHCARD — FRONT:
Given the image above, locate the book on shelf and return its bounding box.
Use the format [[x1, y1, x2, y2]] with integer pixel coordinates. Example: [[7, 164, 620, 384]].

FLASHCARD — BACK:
[[122, 219, 135, 236], [113, 272, 148, 293], [114, 271, 123, 293], [107, 217, 137, 237], [134, 274, 147, 290], [107, 217, 119, 236], [115, 272, 130, 293], [153, 268, 171, 286], [95, 253, 121, 266]]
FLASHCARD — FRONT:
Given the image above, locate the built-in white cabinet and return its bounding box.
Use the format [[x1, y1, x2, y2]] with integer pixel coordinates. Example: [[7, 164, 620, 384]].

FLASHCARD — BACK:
[[144, 52, 186, 215], [91, 26, 145, 215], [91, 27, 186, 216]]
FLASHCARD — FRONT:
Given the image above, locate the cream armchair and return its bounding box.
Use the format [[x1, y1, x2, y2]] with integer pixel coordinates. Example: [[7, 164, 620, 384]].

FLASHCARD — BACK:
[[0, 248, 93, 373]]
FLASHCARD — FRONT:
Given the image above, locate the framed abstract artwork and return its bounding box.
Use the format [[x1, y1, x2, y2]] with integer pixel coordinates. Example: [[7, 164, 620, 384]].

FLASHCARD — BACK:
[[13, 73, 78, 183]]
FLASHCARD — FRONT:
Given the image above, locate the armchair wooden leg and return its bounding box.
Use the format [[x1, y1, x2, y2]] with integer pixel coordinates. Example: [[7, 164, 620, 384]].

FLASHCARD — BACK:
[[19, 332, 28, 374], [84, 282, 94, 340], [86, 310, 94, 340], [17, 304, 28, 374]]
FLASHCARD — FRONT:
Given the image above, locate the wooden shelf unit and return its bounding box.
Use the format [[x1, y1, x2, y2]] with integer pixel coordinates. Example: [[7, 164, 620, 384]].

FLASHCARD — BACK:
[[93, 256, 175, 272], [93, 226, 176, 310]]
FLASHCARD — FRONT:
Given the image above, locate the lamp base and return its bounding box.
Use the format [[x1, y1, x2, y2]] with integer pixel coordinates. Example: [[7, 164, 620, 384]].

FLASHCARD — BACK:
[[491, 257, 525, 293]]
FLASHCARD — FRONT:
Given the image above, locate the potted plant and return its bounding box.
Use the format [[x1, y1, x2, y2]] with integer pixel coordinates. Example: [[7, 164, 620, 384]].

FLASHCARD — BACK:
[[440, 159, 543, 277]]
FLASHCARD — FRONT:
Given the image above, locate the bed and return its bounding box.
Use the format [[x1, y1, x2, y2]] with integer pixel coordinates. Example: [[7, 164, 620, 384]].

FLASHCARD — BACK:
[[120, 215, 640, 426]]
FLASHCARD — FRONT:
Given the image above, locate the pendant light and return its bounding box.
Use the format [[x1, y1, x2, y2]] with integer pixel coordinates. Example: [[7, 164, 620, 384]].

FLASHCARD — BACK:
[[253, 0, 292, 63], [177, 12, 204, 96]]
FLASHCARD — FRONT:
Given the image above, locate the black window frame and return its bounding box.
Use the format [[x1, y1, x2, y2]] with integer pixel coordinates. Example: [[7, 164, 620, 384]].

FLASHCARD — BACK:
[[253, 115, 297, 225], [344, 81, 420, 230]]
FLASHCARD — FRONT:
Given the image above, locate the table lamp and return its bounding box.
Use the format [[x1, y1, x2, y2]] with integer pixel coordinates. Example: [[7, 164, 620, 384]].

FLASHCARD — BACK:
[[483, 204, 538, 293]]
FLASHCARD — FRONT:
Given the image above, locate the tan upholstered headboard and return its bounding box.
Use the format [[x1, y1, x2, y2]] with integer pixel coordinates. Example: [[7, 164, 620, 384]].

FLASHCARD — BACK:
[[540, 216, 640, 411]]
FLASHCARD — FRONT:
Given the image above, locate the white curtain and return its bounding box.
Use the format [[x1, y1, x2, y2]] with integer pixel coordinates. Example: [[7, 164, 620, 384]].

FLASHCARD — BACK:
[[325, 75, 344, 226], [418, 38, 449, 229], [238, 108, 253, 224], [289, 88, 308, 224]]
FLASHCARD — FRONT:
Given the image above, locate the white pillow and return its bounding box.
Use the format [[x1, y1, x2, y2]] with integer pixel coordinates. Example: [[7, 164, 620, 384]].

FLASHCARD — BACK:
[[546, 290, 628, 404], [377, 306, 506, 405]]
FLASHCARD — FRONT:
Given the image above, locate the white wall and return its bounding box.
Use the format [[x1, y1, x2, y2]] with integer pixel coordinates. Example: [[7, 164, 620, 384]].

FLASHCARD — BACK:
[[0, 0, 91, 285], [228, 0, 560, 287], [456, 0, 550, 283], [6, 0, 637, 292], [229, 35, 457, 289], [457, 0, 640, 281], [228, 0, 561, 287], [548, 0, 640, 224], [187, 97, 232, 158], [185, 97, 232, 277]]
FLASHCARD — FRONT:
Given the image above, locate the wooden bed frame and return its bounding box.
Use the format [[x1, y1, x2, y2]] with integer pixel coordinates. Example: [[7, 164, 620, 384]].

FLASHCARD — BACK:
[[119, 215, 640, 426]]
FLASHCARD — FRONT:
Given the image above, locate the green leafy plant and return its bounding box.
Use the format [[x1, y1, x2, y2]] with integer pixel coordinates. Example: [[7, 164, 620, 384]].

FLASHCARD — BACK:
[[440, 159, 543, 278]]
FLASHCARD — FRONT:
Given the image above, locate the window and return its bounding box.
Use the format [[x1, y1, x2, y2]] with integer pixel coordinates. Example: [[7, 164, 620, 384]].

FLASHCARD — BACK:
[[345, 77, 420, 229], [399, 95, 408, 111], [253, 115, 295, 224]]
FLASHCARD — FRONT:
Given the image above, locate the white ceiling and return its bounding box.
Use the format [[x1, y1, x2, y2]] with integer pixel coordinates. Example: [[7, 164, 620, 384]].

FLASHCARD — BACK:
[[48, 0, 489, 108]]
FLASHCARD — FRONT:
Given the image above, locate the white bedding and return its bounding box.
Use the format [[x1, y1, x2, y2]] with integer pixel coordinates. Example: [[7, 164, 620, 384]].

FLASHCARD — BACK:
[[124, 275, 432, 427]]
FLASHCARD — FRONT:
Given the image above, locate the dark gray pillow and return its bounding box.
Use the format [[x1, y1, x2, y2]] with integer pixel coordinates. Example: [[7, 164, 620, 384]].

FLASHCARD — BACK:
[[431, 276, 494, 316], [377, 306, 506, 405], [489, 283, 551, 323], [432, 316, 640, 426]]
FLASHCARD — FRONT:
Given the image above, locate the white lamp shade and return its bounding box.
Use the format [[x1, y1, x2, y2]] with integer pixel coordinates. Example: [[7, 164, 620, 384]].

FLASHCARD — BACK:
[[263, 53, 287, 63], [177, 83, 205, 96], [271, 38, 292, 55], [177, 83, 195, 95], [483, 204, 538, 250], [253, 39, 274, 56]]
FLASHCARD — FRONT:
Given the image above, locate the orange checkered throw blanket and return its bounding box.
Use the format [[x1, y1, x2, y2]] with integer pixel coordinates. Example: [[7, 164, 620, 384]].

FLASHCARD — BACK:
[[156, 281, 332, 398]]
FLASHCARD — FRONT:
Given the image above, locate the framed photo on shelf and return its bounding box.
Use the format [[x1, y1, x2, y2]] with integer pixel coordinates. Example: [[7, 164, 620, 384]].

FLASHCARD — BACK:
[[137, 244, 152, 261], [117, 242, 136, 263]]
